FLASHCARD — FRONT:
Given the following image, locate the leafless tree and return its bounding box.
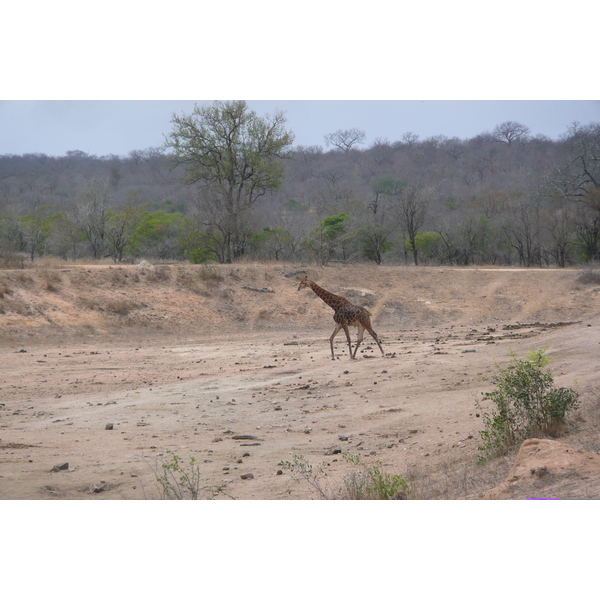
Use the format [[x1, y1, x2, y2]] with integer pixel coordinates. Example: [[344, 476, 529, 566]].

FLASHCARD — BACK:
[[492, 121, 531, 145], [72, 179, 111, 259], [396, 184, 430, 265], [324, 128, 366, 153]]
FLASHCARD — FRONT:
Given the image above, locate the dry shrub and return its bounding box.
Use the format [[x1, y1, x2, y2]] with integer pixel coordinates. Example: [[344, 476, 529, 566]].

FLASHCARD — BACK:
[[105, 299, 142, 315], [42, 269, 62, 292], [145, 265, 172, 282], [0, 254, 26, 269], [108, 268, 129, 285], [575, 268, 600, 286], [198, 265, 224, 288], [13, 272, 34, 286], [0, 281, 13, 298], [0, 296, 32, 316], [79, 296, 101, 311]]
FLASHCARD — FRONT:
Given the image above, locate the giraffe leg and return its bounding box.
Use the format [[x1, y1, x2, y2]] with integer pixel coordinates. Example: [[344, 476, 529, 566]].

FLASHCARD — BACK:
[[367, 327, 384, 355], [352, 325, 365, 359], [329, 323, 343, 360], [342, 324, 355, 359]]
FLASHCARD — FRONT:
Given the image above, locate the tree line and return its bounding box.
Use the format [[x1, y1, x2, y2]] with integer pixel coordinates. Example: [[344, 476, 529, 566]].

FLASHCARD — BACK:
[[1, 100, 599, 267]]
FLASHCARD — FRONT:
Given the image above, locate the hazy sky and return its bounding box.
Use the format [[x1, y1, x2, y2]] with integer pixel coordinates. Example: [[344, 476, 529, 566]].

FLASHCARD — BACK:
[[1, 100, 598, 158]]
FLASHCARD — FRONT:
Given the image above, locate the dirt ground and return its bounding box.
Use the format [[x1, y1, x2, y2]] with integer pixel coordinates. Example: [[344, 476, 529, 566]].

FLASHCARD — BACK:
[[1, 261, 599, 500]]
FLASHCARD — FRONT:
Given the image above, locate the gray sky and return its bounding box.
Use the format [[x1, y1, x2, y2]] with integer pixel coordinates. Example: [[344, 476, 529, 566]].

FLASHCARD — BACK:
[[1, 100, 598, 157]]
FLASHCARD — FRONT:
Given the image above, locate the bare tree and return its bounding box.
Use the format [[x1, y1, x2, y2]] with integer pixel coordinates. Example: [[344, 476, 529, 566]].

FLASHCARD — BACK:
[[72, 179, 111, 259], [396, 184, 430, 265], [492, 121, 531, 145], [549, 123, 600, 260], [324, 128, 366, 153]]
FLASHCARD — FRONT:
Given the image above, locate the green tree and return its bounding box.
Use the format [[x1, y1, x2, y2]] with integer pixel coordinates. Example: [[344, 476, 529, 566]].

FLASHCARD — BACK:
[[250, 227, 293, 261], [304, 213, 353, 265], [106, 203, 147, 262], [405, 231, 444, 264], [130, 210, 185, 260], [20, 205, 54, 261], [164, 100, 294, 263]]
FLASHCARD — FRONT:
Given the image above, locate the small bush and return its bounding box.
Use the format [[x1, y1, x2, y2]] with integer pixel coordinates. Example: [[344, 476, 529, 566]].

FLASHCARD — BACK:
[[575, 268, 600, 286], [281, 453, 409, 500], [145, 265, 171, 282], [152, 451, 228, 500], [155, 451, 203, 500], [105, 299, 141, 315], [476, 349, 580, 462], [42, 269, 62, 291], [342, 462, 410, 500], [198, 265, 223, 283]]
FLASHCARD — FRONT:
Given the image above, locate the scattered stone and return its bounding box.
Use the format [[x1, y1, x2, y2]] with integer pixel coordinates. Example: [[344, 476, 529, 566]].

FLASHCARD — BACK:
[[105, 423, 114, 430], [338, 436, 349, 441], [276, 469, 283, 475], [241, 473, 255, 480], [241, 284, 274, 293], [89, 482, 106, 493], [50, 462, 69, 472], [232, 434, 263, 441], [325, 446, 342, 455], [137, 421, 149, 426], [212, 437, 223, 443]]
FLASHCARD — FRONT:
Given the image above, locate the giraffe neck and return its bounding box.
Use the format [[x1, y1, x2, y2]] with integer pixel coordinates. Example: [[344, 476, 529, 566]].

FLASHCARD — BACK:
[[309, 280, 345, 310]]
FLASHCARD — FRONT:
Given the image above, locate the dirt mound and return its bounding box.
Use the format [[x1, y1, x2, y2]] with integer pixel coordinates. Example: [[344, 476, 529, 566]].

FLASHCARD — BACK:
[[475, 438, 600, 499]]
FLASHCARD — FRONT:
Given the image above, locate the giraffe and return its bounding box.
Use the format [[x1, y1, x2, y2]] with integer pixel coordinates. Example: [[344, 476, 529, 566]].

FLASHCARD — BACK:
[[297, 275, 384, 360]]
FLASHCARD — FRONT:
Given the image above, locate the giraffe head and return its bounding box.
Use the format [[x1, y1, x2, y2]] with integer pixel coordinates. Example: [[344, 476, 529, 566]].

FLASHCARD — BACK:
[[297, 275, 309, 291]]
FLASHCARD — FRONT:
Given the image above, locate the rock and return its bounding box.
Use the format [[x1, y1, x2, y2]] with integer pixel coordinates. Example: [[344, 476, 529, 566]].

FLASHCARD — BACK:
[[241, 473, 255, 480], [89, 483, 106, 493], [105, 423, 114, 430], [50, 462, 69, 472], [232, 434, 263, 441], [325, 446, 342, 455]]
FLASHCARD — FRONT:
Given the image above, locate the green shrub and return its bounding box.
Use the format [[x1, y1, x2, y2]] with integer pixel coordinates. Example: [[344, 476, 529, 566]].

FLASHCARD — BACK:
[[281, 453, 409, 500], [476, 349, 580, 462]]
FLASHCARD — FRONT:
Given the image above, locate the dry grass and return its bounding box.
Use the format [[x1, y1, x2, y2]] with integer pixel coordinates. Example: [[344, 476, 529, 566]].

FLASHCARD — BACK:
[[405, 454, 513, 499]]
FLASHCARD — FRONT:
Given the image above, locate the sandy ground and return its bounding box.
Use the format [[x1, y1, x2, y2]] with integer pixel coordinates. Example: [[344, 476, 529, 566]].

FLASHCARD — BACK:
[[1, 263, 599, 500]]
